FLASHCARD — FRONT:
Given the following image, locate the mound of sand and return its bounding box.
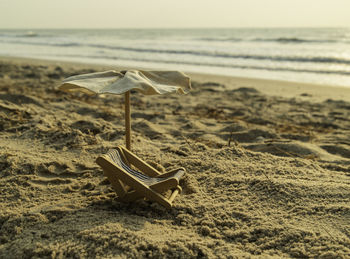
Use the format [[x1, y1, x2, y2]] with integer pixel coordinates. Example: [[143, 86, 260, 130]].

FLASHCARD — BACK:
[[1, 58, 350, 258]]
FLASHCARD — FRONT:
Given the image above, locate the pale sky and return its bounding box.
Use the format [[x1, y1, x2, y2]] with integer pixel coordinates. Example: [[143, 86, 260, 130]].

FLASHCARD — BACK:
[[0, 0, 349, 29]]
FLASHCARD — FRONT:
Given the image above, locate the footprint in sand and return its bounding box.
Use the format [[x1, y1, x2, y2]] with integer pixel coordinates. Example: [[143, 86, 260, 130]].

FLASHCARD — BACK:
[[245, 141, 345, 161], [70, 120, 102, 135], [37, 161, 77, 178]]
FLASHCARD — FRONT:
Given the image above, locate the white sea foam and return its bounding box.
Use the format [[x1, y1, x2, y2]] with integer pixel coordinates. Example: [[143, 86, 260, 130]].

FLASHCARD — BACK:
[[0, 28, 349, 87]]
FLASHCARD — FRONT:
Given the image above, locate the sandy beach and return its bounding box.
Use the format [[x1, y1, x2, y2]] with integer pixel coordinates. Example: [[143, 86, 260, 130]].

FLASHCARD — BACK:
[[1, 57, 350, 258]]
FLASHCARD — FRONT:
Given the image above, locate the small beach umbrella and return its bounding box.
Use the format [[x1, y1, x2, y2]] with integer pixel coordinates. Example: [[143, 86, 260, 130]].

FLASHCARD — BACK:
[[59, 70, 191, 150]]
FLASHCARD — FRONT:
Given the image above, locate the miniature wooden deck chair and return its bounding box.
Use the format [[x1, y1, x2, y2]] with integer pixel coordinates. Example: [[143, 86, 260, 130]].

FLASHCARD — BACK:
[[96, 146, 185, 209]]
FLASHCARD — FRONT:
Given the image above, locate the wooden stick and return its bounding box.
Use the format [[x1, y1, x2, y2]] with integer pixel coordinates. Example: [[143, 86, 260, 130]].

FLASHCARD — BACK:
[[125, 91, 131, 150]]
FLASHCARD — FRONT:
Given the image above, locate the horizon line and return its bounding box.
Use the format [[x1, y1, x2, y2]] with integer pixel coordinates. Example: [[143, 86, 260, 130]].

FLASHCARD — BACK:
[[0, 26, 348, 30]]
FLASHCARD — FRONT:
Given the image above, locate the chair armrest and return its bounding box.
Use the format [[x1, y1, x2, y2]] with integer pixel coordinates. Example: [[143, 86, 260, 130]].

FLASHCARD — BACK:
[[157, 168, 186, 178]]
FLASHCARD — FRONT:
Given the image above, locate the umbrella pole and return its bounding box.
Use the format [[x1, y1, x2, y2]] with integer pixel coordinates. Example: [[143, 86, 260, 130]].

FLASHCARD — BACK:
[[125, 91, 131, 150]]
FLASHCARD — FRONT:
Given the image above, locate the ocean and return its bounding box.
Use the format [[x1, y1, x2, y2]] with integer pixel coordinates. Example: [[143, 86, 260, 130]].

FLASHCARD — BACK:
[[0, 28, 349, 87]]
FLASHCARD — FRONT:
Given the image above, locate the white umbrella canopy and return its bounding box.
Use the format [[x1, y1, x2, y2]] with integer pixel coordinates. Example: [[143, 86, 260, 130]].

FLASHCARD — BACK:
[[59, 70, 191, 150]]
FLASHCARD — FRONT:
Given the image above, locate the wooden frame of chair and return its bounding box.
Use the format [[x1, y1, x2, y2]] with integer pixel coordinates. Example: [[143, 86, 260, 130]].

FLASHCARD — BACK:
[[96, 146, 185, 209]]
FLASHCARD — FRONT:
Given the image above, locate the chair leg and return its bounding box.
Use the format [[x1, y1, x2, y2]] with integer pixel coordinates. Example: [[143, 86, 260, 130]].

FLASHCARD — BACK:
[[102, 171, 127, 198], [168, 189, 179, 204]]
